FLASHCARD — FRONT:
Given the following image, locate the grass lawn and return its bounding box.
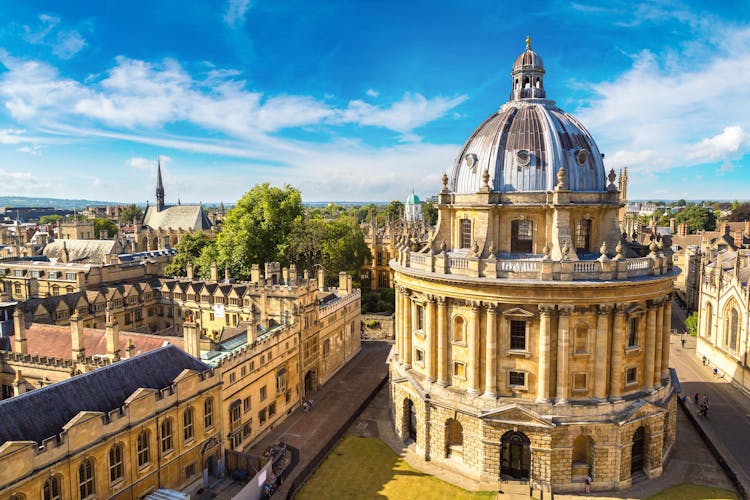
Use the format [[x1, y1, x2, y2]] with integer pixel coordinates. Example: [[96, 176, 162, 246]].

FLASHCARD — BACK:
[[647, 483, 737, 499], [294, 435, 496, 500]]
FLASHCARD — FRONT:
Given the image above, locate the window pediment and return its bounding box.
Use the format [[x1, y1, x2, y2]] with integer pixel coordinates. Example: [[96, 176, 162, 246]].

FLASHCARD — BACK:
[[502, 307, 535, 318]]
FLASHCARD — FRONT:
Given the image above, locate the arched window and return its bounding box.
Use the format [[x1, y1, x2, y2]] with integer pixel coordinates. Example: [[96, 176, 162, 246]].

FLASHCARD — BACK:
[[460, 219, 472, 249], [109, 443, 124, 483], [523, 76, 530, 88], [160, 418, 173, 454], [229, 400, 242, 429], [445, 419, 464, 459], [572, 434, 593, 465], [703, 303, 712, 338], [452, 316, 465, 343], [183, 407, 194, 441], [137, 430, 150, 467], [204, 397, 214, 428], [79, 459, 95, 499], [511, 220, 533, 253], [575, 219, 591, 253], [43, 475, 62, 500], [730, 308, 740, 351]]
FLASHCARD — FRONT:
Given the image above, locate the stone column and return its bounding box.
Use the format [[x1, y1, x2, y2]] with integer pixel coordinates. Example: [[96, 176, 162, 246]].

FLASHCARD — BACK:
[[661, 295, 672, 381], [610, 305, 627, 400], [594, 304, 613, 401], [437, 297, 449, 386], [403, 291, 413, 369], [484, 304, 498, 398], [643, 301, 657, 392], [425, 297, 437, 383], [536, 305, 553, 403], [468, 303, 481, 395], [653, 299, 664, 388], [555, 305, 573, 404], [395, 286, 403, 362]]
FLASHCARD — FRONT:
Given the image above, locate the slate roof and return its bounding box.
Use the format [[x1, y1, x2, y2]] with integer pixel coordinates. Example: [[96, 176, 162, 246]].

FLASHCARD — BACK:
[[0, 345, 209, 444], [143, 205, 211, 231], [43, 239, 122, 264]]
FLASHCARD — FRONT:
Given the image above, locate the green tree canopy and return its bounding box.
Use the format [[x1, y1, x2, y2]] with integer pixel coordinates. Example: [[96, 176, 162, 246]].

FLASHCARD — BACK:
[[381, 200, 404, 223], [685, 312, 698, 336], [39, 215, 63, 224], [422, 201, 438, 226], [165, 232, 214, 277], [286, 215, 371, 287], [674, 206, 716, 233], [119, 204, 144, 223], [727, 202, 750, 222], [212, 183, 304, 280], [93, 218, 118, 239]]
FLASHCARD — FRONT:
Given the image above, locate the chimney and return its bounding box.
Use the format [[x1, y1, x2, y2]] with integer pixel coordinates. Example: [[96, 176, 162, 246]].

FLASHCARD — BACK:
[[182, 318, 200, 358], [745, 220, 750, 236], [13, 308, 27, 354], [224, 265, 231, 282], [723, 221, 731, 236], [317, 268, 325, 291], [251, 264, 261, 284], [338, 271, 348, 294], [678, 223, 689, 236], [186, 261, 194, 279], [105, 311, 120, 361], [289, 264, 297, 285], [303, 269, 310, 280], [246, 321, 258, 345], [12, 369, 27, 396], [282, 267, 289, 285], [124, 338, 135, 359], [70, 312, 85, 361], [348, 274, 352, 293], [669, 218, 676, 234], [210, 262, 218, 281]]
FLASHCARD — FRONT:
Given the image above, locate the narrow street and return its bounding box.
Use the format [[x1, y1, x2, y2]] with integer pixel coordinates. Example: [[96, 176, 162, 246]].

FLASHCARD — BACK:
[[669, 297, 750, 493]]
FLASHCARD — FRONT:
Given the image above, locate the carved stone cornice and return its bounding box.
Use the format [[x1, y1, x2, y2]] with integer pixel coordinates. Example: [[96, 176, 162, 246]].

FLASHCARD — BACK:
[[598, 304, 614, 315], [614, 304, 629, 315], [557, 305, 574, 316], [538, 304, 555, 316]]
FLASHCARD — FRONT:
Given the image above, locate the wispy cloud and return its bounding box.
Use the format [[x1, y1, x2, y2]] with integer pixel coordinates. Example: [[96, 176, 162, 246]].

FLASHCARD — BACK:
[[224, 0, 252, 28], [22, 14, 86, 59]]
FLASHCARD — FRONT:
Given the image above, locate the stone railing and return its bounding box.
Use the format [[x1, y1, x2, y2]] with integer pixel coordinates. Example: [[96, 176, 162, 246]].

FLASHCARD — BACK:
[[396, 249, 672, 282]]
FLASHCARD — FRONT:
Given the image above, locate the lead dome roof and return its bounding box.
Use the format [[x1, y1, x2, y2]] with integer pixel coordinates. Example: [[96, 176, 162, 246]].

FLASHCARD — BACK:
[[449, 38, 606, 194]]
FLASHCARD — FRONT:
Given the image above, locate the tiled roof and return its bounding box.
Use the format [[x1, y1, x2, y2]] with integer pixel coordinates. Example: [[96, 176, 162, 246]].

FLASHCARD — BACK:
[[43, 239, 121, 264], [143, 205, 211, 231], [0, 345, 208, 444]]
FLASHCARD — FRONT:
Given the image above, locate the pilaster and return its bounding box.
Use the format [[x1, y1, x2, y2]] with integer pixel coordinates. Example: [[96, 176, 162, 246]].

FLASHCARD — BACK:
[[594, 304, 613, 401], [484, 303, 498, 398], [661, 295, 672, 381], [425, 297, 437, 383], [437, 297, 449, 386], [643, 301, 657, 392], [610, 304, 627, 401], [468, 303, 481, 395], [555, 305, 573, 404], [536, 305, 553, 403]]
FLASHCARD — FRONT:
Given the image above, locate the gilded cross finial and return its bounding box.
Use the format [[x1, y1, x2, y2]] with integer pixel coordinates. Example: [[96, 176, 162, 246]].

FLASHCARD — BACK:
[[525, 35, 531, 49]]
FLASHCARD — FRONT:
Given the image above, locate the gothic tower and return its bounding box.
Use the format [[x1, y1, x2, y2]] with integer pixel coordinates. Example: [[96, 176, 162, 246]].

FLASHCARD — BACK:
[[156, 159, 165, 212]]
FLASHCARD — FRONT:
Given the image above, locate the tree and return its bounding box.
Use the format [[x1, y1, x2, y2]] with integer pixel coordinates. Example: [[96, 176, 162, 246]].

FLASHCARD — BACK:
[[727, 202, 750, 222], [382, 200, 404, 223], [93, 218, 118, 239], [674, 206, 716, 233], [685, 312, 699, 337], [212, 183, 304, 280], [119, 204, 144, 223], [165, 232, 213, 277], [676, 199, 686, 207], [286, 215, 371, 287], [422, 201, 438, 226], [39, 215, 63, 225]]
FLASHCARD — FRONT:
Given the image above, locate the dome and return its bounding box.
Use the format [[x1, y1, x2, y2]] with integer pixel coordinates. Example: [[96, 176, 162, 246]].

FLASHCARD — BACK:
[[448, 39, 606, 194], [406, 192, 421, 205]]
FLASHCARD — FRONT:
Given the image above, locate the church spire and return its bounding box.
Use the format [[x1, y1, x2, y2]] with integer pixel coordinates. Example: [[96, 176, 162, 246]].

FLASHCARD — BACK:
[[156, 157, 165, 212]]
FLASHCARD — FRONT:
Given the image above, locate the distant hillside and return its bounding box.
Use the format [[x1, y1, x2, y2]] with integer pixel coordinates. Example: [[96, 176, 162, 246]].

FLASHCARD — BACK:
[[0, 196, 124, 210]]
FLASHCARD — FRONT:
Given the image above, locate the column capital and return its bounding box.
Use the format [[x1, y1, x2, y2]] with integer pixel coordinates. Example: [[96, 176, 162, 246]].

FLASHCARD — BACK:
[[647, 298, 661, 309], [538, 304, 555, 316], [471, 302, 481, 312], [486, 303, 498, 314], [614, 303, 629, 315], [598, 304, 615, 315], [437, 296, 448, 306], [558, 305, 574, 316]]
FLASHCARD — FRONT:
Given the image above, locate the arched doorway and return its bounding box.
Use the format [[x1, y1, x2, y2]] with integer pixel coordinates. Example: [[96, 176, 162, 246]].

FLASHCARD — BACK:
[[304, 370, 317, 394], [445, 419, 463, 459], [501, 431, 531, 479], [404, 399, 417, 442], [631, 426, 645, 474], [572, 434, 593, 479]]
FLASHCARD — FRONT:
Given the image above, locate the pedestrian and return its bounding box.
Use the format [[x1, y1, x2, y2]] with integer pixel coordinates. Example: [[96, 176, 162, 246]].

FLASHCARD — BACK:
[[703, 394, 709, 406], [702, 355, 707, 365], [302, 401, 309, 413], [681, 337, 686, 348], [713, 367, 718, 377], [694, 392, 699, 405], [585, 475, 592, 493], [308, 399, 314, 410]]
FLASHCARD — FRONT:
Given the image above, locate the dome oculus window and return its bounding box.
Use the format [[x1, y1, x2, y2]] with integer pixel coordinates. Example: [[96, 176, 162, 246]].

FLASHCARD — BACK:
[[516, 149, 531, 166], [465, 153, 478, 172], [575, 149, 588, 166]]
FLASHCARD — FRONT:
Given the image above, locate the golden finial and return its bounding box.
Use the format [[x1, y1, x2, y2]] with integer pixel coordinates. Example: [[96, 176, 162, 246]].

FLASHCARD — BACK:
[[525, 35, 531, 49]]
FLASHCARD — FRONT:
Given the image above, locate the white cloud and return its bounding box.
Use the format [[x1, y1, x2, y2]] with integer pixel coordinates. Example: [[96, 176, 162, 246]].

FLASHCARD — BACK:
[[23, 14, 85, 59], [366, 89, 379, 98], [224, 0, 252, 28], [126, 155, 172, 170], [0, 168, 41, 194], [0, 128, 28, 144], [17, 145, 43, 155], [685, 126, 745, 163]]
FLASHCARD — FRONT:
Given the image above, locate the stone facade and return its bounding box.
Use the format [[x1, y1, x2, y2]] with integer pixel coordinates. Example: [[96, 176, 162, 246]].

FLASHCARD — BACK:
[[389, 39, 677, 494]]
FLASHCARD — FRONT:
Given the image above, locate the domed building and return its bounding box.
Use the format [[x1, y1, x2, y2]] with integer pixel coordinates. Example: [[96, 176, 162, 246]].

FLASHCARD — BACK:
[[405, 190, 423, 223], [389, 38, 678, 494]]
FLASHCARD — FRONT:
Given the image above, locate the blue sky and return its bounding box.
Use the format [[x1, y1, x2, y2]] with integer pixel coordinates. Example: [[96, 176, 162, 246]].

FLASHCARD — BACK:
[[0, 1, 749, 204]]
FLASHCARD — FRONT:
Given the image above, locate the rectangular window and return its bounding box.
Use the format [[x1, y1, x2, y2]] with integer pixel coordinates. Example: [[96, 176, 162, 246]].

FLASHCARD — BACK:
[[509, 371, 526, 387], [509, 320, 527, 350], [453, 361, 466, 379], [268, 402, 277, 417], [243, 397, 251, 413], [416, 305, 424, 330], [259, 408, 267, 425], [628, 317, 638, 347], [626, 367, 637, 385], [229, 372, 236, 384], [260, 385, 267, 402], [575, 219, 591, 252], [573, 373, 588, 391], [323, 339, 330, 358], [66, 272, 77, 281], [185, 463, 196, 479], [415, 348, 425, 366], [460, 219, 472, 248]]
